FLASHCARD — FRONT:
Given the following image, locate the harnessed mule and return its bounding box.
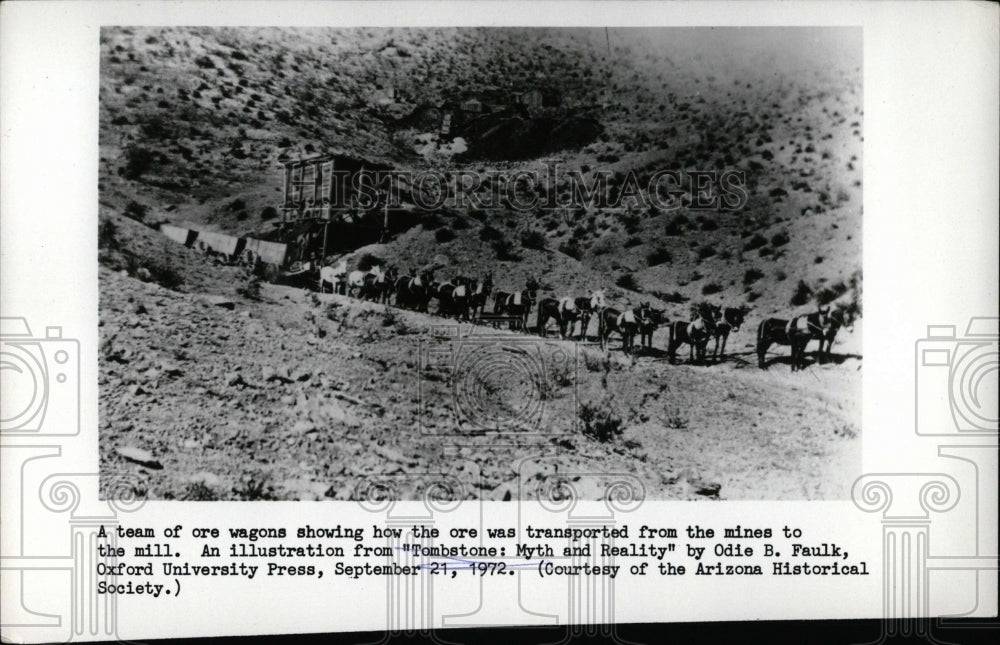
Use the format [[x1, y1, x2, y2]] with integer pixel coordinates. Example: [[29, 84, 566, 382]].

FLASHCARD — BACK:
[[361, 266, 395, 302], [319, 260, 347, 294], [711, 305, 750, 361], [756, 307, 830, 371], [818, 304, 856, 363], [568, 291, 607, 340], [598, 307, 622, 350], [493, 280, 539, 331], [618, 304, 653, 354], [667, 303, 719, 364], [638, 306, 667, 352], [347, 266, 380, 298], [469, 274, 493, 320], [535, 297, 565, 338], [395, 271, 433, 311]]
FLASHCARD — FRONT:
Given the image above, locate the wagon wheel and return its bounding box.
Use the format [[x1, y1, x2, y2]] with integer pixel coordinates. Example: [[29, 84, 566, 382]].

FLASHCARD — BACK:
[[196, 240, 209, 254], [263, 262, 280, 284]]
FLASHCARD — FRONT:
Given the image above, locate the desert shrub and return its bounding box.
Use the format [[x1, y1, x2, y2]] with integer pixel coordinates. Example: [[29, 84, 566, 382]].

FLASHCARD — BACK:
[[479, 224, 503, 241], [771, 231, 790, 247], [698, 216, 719, 231], [775, 269, 787, 281], [615, 273, 640, 291], [357, 253, 385, 271], [769, 187, 788, 198], [702, 283, 723, 295], [590, 235, 616, 256], [491, 238, 521, 261], [260, 206, 278, 220], [790, 280, 813, 306], [140, 115, 171, 139], [815, 281, 848, 306], [646, 247, 672, 266], [697, 246, 716, 261], [624, 235, 642, 248], [579, 401, 624, 443], [182, 482, 218, 501], [435, 227, 456, 243], [227, 198, 246, 212], [656, 290, 689, 304], [121, 146, 156, 180], [743, 233, 767, 252], [664, 214, 688, 236], [558, 239, 583, 260], [123, 200, 147, 223], [194, 55, 215, 69], [98, 218, 119, 251], [621, 212, 641, 234], [814, 255, 825, 264], [661, 406, 689, 430], [520, 229, 547, 250], [232, 472, 279, 501], [136, 258, 184, 291], [743, 268, 764, 286]]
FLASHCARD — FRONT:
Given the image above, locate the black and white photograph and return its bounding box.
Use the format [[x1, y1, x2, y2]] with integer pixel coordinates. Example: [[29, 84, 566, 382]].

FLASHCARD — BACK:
[[97, 26, 863, 502], [4, 2, 999, 642]]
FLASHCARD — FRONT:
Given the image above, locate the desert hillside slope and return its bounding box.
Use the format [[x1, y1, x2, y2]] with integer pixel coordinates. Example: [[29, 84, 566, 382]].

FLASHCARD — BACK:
[[99, 28, 862, 500]]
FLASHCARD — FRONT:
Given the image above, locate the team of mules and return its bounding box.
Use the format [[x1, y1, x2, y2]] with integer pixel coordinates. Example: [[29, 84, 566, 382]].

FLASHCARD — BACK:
[[318, 263, 856, 370], [756, 305, 856, 371]]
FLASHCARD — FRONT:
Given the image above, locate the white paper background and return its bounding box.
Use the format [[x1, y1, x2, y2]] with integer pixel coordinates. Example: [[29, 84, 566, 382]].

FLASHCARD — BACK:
[[1, 1, 997, 642]]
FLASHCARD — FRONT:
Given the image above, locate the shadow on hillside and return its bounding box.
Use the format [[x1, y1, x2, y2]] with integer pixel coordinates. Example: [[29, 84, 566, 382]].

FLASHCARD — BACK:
[[759, 351, 863, 370]]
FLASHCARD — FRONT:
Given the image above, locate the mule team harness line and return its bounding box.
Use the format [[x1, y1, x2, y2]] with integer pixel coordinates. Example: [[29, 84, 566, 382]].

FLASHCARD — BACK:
[[786, 316, 826, 337]]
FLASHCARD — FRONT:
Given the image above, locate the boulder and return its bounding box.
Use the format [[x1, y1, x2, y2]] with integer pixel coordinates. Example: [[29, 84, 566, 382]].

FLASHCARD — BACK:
[[199, 295, 236, 310], [117, 446, 163, 470]]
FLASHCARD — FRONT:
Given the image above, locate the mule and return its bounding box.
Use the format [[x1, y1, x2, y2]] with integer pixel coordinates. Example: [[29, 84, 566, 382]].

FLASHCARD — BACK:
[[637, 306, 667, 352], [394, 270, 433, 311], [432, 278, 473, 319], [469, 273, 493, 320], [818, 303, 857, 363], [598, 303, 651, 354], [667, 303, 720, 364], [560, 290, 607, 340], [363, 266, 396, 303], [617, 304, 653, 354], [450, 277, 476, 321], [756, 307, 831, 371], [319, 260, 347, 294], [597, 307, 622, 351], [346, 266, 378, 298], [710, 305, 750, 361], [493, 279, 538, 331], [535, 297, 565, 338]]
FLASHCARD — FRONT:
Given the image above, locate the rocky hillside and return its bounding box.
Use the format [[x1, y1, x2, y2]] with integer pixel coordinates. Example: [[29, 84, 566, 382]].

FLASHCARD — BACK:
[[99, 27, 862, 318], [99, 211, 859, 501], [99, 28, 863, 500]]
